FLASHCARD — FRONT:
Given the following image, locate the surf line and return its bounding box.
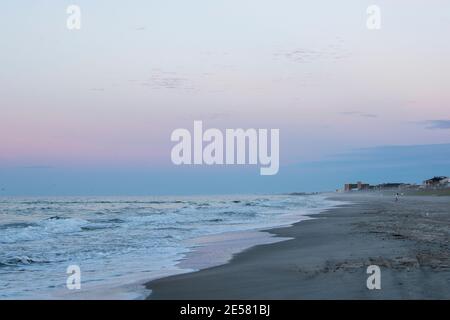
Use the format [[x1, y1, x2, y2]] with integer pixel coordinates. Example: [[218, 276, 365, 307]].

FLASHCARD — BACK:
[[170, 121, 279, 175]]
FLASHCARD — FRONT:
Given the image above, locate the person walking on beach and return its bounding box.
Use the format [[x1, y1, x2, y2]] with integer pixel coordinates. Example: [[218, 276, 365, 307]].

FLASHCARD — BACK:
[[395, 193, 399, 201]]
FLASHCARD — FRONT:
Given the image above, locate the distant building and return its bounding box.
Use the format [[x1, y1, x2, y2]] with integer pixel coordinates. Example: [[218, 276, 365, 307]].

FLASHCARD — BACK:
[[423, 176, 449, 189], [343, 181, 415, 192], [376, 183, 407, 190], [342, 177, 449, 192], [344, 183, 358, 192], [344, 181, 369, 192], [357, 181, 370, 190]]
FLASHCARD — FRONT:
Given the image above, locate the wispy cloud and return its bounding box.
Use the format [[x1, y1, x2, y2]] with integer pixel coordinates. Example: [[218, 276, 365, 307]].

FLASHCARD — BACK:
[[420, 120, 450, 130], [89, 88, 105, 92], [339, 111, 378, 118], [275, 48, 349, 64], [137, 69, 195, 90], [274, 39, 350, 64]]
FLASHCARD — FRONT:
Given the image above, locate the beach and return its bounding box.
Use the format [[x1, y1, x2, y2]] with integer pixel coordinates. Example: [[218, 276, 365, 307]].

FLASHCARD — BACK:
[[146, 194, 450, 299]]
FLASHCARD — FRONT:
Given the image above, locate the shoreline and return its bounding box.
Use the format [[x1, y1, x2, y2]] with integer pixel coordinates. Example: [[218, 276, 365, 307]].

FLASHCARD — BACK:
[[0, 194, 342, 299], [142, 194, 344, 298], [146, 193, 450, 299]]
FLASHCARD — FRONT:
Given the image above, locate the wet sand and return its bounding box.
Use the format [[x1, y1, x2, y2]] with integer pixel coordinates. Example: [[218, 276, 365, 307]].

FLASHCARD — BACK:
[[146, 194, 450, 299]]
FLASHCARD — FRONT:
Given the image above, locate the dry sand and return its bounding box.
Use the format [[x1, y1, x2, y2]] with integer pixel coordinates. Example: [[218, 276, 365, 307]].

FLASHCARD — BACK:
[[146, 194, 450, 299]]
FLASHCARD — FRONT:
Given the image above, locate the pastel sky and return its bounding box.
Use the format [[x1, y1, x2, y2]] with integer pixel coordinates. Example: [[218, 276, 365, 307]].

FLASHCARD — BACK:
[[1, 1, 450, 195]]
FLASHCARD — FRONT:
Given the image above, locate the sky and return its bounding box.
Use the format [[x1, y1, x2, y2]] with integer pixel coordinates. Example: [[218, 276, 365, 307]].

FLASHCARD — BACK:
[[1, 0, 450, 195]]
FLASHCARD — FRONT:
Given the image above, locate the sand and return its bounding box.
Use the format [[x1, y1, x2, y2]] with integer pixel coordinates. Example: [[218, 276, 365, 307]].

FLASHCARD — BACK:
[[146, 194, 450, 299]]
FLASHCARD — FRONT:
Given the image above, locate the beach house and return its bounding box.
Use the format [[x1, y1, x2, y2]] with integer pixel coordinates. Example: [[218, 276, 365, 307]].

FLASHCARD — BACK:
[[423, 176, 449, 189], [344, 181, 370, 192]]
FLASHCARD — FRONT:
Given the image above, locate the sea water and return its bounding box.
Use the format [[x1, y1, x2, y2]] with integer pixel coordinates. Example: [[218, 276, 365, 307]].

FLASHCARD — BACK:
[[0, 194, 341, 299]]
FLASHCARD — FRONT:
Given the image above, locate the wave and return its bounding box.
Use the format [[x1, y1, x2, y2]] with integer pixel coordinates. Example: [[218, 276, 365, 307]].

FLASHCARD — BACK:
[[0, 222, 36, 230], [0, 194, 343, 298], [0, 256, 50, 267], [0, 217, 89, 244]]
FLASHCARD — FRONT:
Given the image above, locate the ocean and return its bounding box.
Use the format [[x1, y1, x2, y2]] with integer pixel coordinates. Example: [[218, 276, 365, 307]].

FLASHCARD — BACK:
[[0, 194, 341, 299]]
